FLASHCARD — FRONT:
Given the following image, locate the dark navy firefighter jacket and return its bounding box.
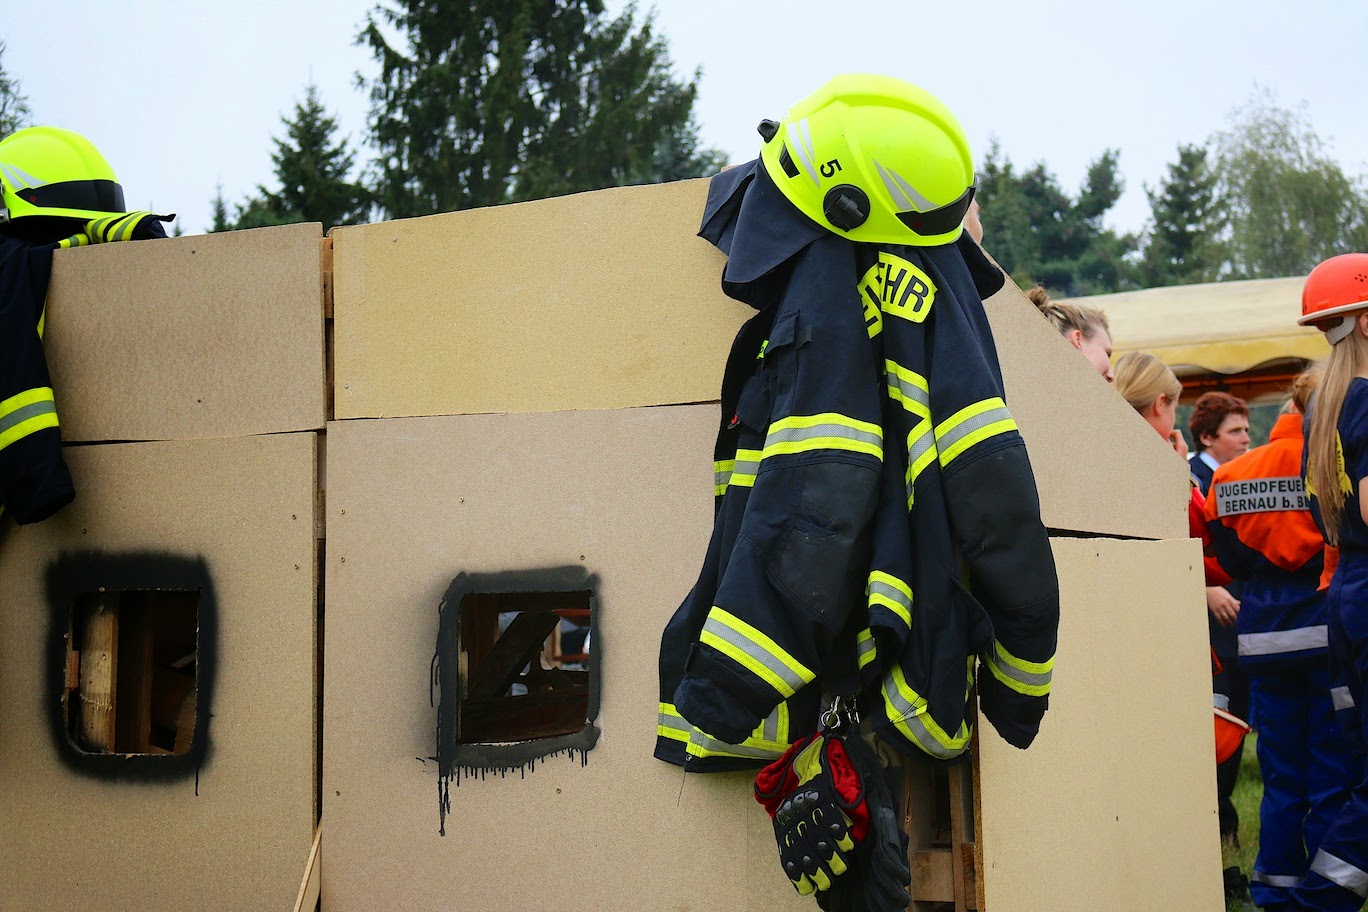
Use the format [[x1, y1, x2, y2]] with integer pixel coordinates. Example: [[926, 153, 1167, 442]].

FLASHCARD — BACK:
[[656, 163, 1061, 772]]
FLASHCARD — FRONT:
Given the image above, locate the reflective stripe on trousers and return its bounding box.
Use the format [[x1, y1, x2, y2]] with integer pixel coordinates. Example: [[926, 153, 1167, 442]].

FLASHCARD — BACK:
[[1238, 626, 1329, 657]]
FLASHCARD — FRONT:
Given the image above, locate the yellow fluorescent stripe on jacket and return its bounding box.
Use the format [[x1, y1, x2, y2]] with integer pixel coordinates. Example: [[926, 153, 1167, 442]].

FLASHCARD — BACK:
[[867, 570, 913, 627], [904, 420, 937, 509], [935, 397, 1017, 466], [656, 703, 692, 743], [985, 639, 1054, 697], [881, 664, 971, 759], [728, 449, 762, 490], [884, 360, 930, 417], [701, 606, 815, 698], [657, 702, 790, 760], [714, 459, 735, 496], [0, 386, 59, 451], [856, 628, 877, 670], [56, 232, 92, 249], [763, 412, 883, 461]]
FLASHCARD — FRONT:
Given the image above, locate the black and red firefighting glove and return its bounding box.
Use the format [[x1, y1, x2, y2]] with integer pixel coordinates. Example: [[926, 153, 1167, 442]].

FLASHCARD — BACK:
[[815, 731, 912, 912], [57, 211, 173, 249], [755, 733, 871, 896]]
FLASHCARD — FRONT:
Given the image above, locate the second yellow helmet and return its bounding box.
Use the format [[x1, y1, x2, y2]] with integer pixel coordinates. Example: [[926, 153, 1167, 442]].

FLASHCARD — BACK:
[[0, 126, 127, 223]]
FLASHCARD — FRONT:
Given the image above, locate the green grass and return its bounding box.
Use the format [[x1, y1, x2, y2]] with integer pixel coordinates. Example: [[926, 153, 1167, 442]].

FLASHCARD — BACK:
[[1224, 734, 1262, 912]]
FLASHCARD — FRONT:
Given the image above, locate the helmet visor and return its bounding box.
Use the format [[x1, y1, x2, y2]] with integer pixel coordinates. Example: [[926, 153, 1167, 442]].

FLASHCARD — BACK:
[[895, 185, 975, 238], [14, 179, 126, 216]]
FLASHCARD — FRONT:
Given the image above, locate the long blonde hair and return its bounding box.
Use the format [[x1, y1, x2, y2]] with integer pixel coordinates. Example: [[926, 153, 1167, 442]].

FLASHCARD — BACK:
[[1028, 285, 1110, 341], [1308, 333, 1368, 545], [1114, 351, 1181, 414]]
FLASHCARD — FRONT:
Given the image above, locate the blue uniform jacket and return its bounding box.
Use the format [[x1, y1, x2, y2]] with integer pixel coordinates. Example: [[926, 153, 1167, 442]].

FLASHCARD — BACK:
[[1206, 413, 1326, 669]]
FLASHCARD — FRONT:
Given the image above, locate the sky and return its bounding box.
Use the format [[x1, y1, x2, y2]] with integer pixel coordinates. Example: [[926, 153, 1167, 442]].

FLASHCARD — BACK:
[[6, 1, 1366, 237]]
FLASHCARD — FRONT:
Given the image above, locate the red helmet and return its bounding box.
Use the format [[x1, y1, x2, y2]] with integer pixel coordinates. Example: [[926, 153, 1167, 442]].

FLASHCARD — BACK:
[[1298, 253, 1368, 344]]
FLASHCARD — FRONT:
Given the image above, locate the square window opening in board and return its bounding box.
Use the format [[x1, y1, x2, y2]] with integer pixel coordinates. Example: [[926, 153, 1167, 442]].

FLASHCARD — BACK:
[[64, 589, 199, 756], [457, 590, 592, 744]]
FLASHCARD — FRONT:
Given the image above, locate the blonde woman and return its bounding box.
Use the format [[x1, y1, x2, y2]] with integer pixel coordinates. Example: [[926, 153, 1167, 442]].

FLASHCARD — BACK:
[[1289, 253, 1368, 911], [1030, 286, 1114, 383], [1114, 351, 1237, 608]]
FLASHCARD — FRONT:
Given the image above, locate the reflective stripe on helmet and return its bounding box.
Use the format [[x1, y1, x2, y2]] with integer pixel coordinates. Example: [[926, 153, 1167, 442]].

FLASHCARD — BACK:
[[894, 185, 977, 238]]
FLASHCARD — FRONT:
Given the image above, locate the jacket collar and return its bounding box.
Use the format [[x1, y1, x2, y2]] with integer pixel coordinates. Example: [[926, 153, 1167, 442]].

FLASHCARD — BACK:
[[1269, 412, 1303, 442], [698, 160, 826, 308]]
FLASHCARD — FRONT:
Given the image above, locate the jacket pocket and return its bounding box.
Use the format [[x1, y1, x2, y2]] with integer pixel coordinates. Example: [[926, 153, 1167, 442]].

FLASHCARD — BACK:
[[770, 461, 879, 627]]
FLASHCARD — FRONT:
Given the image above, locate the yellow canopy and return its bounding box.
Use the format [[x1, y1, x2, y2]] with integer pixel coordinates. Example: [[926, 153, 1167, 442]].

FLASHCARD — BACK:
[[1065, 276, 1328, 378]]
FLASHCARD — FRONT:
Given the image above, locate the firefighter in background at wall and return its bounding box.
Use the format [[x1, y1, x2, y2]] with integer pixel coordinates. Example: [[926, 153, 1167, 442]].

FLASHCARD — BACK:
[[1291, 253, 1368, 912], [0, 126, 172, 525], [655, 74, 1059, 909], [1204, 365, 1356, 911]]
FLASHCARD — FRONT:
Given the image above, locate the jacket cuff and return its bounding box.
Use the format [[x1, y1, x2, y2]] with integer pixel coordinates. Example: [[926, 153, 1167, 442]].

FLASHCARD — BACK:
[[673, 647, 773, 744], [978, 673, 1047, 750], [7, 457, 75, 524]]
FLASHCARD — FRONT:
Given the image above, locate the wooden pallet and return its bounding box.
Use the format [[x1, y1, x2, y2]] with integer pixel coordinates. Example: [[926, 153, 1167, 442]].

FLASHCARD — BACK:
[[906, 739, 981, 910]]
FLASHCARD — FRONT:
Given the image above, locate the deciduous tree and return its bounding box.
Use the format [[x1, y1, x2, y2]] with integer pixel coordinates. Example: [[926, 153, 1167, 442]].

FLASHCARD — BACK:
[[0, 40, 32, 140], [1211, 92, 1368, 279]]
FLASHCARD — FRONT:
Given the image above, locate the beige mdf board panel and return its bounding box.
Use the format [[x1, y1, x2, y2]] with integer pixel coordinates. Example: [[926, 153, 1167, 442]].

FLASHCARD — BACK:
[[332, 177, 1182, 538], [331, 179, 754, 419], [323, 406, 805, 912], [0, 433, 318, 911], [45, 222, 327, 443], [982, 277, 1189, 540], [976, 537, 1223, 912]]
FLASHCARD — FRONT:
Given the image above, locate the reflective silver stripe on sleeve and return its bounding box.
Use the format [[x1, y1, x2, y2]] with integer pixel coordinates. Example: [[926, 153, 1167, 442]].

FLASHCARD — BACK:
[[733, 452, 761, 475], [986, 648, 1052, 693], [1237, 626, 1329, 657], [687, 728, 784, 761], [761, 706, 780, 744], [0, 398, 57, 438], [763, 422, 883, 450], [868, 578, 912, 620], [907, 429, 936, 467], [701, 616, 809, 696], [1332, 686, 1356, 711], [937, 404, 1015, 455], [885, 364, 930, 412], [1250, 871, 1302, 888], [882, 675, 965, 760], [657, 709, 691, 739], [857, 634, 876, 667], [1311, 850, 1368, 897]]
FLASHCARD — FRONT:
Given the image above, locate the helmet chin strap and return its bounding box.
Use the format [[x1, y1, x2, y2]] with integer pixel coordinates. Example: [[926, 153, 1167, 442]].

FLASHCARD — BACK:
[[1326, 314, 1358, 345]]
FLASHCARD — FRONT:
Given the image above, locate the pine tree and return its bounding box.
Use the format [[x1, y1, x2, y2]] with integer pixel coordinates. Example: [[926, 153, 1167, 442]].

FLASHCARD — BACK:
[[209, 183, 231, 233], [975, 139, 1136, 296], [0, 40, 32, 140], [208, 85, 370, 233], [358, 0, 724, 218], [1140, 145, 1221, 287], [256, 83, 371, 231]]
